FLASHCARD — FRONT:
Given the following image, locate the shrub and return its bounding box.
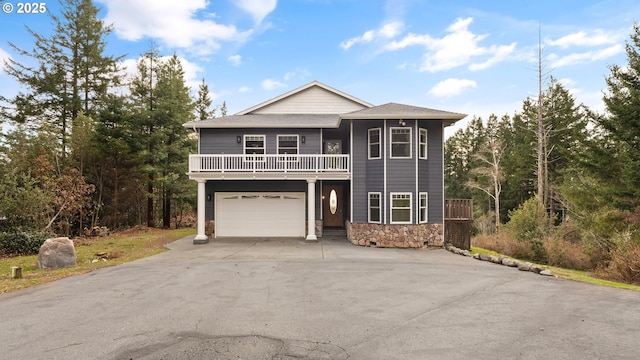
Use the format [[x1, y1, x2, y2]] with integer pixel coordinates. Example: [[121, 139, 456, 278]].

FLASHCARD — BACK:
[[0, 231, 54, 256], [542, 236, 591, 271], [505, 197, 551, 262], [594, 241, 640, 285]]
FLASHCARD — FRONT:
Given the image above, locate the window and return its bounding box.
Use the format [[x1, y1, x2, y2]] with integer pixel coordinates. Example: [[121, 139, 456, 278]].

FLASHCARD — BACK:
[[419, 128, 428, 159], [277, 135, 299, 155], [419, 192, 428, 223], [390, 128, 411, 158], [368, 192, 381, 223], [391, 193, 412, 224], [244, 135, 265, 155], [368, 128, 381, 159]]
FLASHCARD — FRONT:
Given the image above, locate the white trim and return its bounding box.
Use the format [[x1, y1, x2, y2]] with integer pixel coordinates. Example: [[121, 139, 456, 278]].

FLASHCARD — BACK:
[[243, 134, 266, 156], [419, 128, 428, 160], [419, 192, 428, 224], [383, 120, 387, 224], [368, 127, 381, 159], [350, 120, 354, 223], [390, 192, 412, 224], [390, 127, 412, 159], [442, 122, 446, 240], [415, 122, 419, 221], [368, 192, 382, 223], [277, 134, 299, 155]]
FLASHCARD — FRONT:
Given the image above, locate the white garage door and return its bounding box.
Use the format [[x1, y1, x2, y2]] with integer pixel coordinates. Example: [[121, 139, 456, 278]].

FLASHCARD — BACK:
[[215, 192, 306, 237]]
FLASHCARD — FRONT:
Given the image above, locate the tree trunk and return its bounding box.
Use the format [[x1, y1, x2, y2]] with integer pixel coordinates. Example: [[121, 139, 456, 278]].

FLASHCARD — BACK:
[[147, 175, 154, 227]]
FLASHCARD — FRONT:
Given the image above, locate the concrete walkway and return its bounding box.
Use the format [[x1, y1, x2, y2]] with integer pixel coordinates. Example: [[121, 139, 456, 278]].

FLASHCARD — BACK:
[[0, 235, 638, 359]]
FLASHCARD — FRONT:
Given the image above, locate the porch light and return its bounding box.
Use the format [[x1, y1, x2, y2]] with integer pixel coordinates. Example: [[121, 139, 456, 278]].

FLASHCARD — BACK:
[[301, 136, 305, 143], [236, 136, 242, 143]]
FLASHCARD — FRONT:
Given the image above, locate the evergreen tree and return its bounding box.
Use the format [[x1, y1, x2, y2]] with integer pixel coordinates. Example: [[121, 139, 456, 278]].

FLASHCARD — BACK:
[[154, 54, 196, 228], [599, 23, 640, 209], [195, 78, 216, 120], [129, 47, 161, 227], [3, 0, 122, 157]]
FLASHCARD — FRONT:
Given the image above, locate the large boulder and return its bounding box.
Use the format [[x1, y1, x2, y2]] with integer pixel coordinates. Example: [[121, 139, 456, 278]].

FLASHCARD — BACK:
[[36, 237, 77, 269]]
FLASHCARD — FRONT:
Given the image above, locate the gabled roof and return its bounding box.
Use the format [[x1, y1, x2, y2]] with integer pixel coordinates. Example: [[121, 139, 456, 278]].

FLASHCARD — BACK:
[[342, 103, 467, 121], [235, 80, 373, 115], [183, 114, 339, 129], [183, 83, 467, 129]]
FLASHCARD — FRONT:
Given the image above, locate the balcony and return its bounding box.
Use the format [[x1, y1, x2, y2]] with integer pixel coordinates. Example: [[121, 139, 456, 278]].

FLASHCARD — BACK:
[[188, 154, 351, 180]]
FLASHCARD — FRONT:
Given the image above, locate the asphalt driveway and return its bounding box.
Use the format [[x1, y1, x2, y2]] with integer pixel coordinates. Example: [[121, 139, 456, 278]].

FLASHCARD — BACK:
[[0, 235, 638, 360]]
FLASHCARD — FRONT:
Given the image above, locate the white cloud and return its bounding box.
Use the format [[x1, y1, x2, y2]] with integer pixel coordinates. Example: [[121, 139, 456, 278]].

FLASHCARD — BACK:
[[262, 78, 285, 90], [228, 54, 242, 66], [385, 17, 515, 72], [469, 42, 517, 71], [235, 0, 277, 25], [428, 78, 477, 98], [548, 29, 625, 49], [549, 44, 624, 68], [340, 21, 404, 50], [98, 0, 252, 55], [238, 86, 251, 93], [283, 67, 310, 81]]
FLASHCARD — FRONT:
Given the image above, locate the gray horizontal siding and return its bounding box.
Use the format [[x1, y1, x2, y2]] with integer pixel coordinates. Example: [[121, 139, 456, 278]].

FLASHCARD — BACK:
[[418, 120, 443, 223], [200, 128, 322, 155]]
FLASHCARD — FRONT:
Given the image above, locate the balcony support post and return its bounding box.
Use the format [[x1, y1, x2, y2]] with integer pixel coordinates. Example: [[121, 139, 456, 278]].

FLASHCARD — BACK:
[[194, 179, 209, 244], [306, 179, 318, 242]]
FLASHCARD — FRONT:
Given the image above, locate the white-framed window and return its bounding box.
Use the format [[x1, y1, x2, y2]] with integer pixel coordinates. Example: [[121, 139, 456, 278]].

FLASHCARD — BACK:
[[391, 192, 412, 224], [244, 135, 265, 162], [419, 192, 428, 223], [419, 128, 428, 160], [368, 128, 381, 159], [244, 135, 265, 155], [277, 135, 299, 155], [368, 192, 381, 223], [390, 127, 411, 158]]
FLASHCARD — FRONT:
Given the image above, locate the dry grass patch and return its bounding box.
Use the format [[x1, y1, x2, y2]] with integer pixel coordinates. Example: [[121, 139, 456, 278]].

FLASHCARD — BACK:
[[0, 227, 195, 294]]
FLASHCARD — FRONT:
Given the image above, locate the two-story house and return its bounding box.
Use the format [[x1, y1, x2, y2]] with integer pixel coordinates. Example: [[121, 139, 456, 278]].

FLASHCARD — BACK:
[[185, 81, 466, 248]]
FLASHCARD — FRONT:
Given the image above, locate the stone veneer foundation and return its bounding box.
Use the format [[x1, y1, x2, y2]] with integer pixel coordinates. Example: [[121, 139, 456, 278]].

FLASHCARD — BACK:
[[346, 221, 444, 248]]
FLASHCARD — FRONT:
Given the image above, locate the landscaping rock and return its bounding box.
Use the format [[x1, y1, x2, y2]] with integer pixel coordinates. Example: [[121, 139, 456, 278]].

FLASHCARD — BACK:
[[461, 250, 471, 257], [36, 237, 77, 269], [530, 265, 544, 274], [473, 253, 480, 260], [478, 253, 492, 262], [517, 262, 533, 272], [489, 255, 503, 264], [540, 270, 554, 276]]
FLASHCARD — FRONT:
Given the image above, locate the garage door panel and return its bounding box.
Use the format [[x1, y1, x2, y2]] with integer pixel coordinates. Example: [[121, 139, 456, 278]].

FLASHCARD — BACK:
[[215, 192, 305, 237]]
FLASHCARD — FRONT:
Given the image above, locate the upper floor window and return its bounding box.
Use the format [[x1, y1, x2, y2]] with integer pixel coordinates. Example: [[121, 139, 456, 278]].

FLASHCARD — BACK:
[[368, 128, 381, 159], [390, 127, 411, 158], [391, 192, 412, 224], [277, 135, 299, 155], [419, 128, 428, 159], [244, 135, 265, 155]]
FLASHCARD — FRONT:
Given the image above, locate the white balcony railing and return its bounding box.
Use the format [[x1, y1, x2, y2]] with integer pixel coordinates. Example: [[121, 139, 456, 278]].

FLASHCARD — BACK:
[[189, 154, 350, 174]]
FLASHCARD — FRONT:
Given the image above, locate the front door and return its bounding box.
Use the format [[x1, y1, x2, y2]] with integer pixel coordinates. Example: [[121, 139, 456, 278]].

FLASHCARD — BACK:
[[323, 184, 344, 228]]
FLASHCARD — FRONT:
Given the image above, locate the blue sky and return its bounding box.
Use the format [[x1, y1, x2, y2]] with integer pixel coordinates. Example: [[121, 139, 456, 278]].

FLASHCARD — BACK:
[[1, 0, 639, 135]]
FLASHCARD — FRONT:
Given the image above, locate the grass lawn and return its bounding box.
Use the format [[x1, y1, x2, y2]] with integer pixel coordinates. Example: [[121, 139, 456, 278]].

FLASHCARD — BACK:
[[0, 227, 195, 294], [471, 246, 640, 292]]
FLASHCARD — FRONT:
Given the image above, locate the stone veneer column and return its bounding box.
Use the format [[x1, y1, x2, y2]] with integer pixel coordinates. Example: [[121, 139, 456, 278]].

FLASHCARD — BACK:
[[306, 179, 317, 241], [194, 179, 209, 244]]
